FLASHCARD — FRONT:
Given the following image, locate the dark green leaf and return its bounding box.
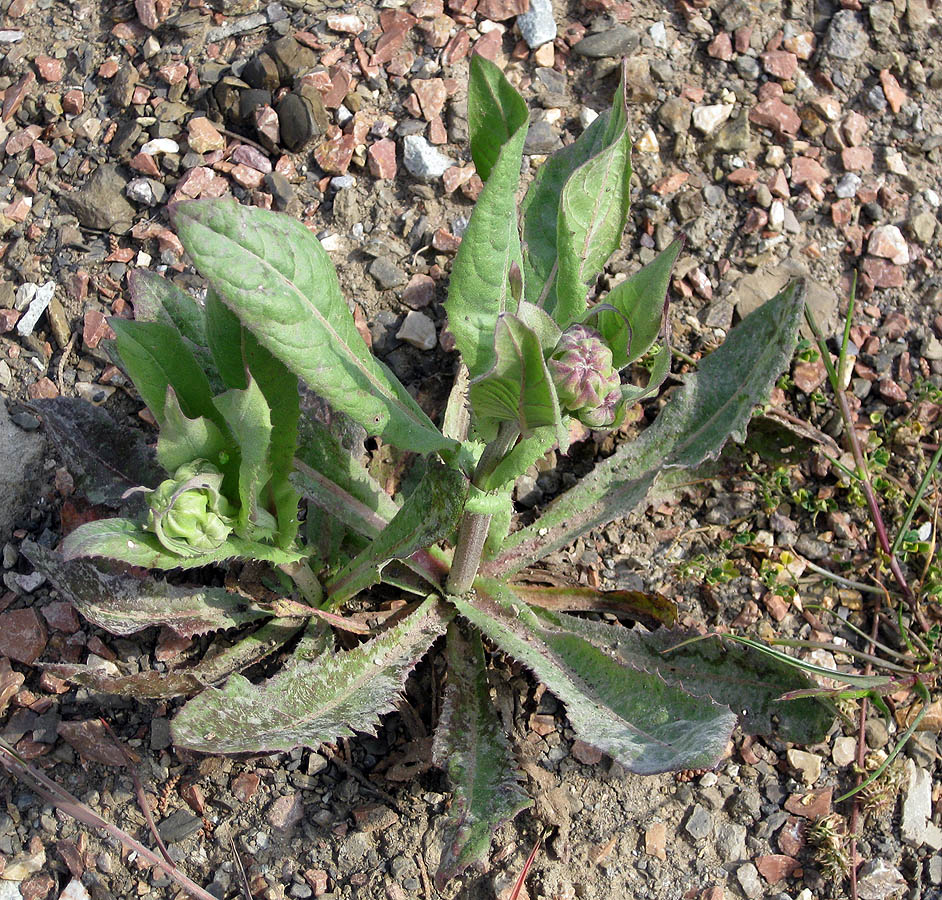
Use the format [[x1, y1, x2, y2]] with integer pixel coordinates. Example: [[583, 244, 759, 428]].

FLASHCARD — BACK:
[[467, 53, 529, 183], [128, 269, 208, 349], [171, 597, 451, 753], [433, 625, 530, 887], [204, 286, 247, 389]]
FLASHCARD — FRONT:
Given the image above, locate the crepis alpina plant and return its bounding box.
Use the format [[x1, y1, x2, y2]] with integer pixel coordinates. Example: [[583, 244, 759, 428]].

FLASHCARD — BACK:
[[27, 57, 830, 887]]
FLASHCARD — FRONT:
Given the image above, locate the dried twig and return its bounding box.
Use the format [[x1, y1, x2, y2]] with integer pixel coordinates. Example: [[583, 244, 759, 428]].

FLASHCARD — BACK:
[[229, 833, 253, 900]]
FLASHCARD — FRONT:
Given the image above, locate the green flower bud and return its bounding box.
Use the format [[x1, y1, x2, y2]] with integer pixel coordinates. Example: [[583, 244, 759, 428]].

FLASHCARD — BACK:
[[578, 386, 622, 428], [146, 460, 236, 557], [548, 324, 620, 413]]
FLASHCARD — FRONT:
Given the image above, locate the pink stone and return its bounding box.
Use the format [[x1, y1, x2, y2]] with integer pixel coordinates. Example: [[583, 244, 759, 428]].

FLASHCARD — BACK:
[[98, 59, 119, 78], [62, 89, 84, 115], [83, 309, 115, 349], [472, 29, 503, 63], [769, 169, 789, 198], [778, 817, 805, 856], [413, 77, 446, 120], [157, 62, 188, 85], [841, 111, 867, 146], [2, 71, 35, 123], [315, 131, 356, 175], [880, 69, 907, 114], [644, 822, 667, 860], [742, 207, 768, 233], [129, 152, 161, 176], [432, 227, 461, 253], [41, 601, 80, 634], [755, 855, 799, 883], [707, 32, 732, 61], [402, 273, 436, 308], [174, 166, 228, 200], [411, 0, 444, 15], [861, 256, 904, 289], [428, 114, 448, 145], [477, 0, 527, 19], [32, 141, 55, 166], [367, 139, 397, 179], [783, 31, 814, 59], [253, 106, 281, 149], [187, 117, 225, 154], [734, 25, 752, 53], [784, 787, 832, 819], [5, 124, 42, 155], [761, 50, 798, 79], [322, 68, 353, 109], [841, 146, 873, 172], [231, 771, 261, 802], [34, 55, 64, 83], [571, 739, 603, 765], [442, 164, 475, 193], [749, 97, 800, 136], [231, 144, 272, 173], [0, 608, 47, 664], [443, 30, 470, 64], [28, 377, 58, 400], [878, 378, 907, 403], [229, 163, 265, 189], [135, 0, 161, 29], [327, 13, 365, 32], [868, 224, 909, 265], [790, 156, 828, 187], [0, 308, 21, 332], [267, 793, 304, 830]]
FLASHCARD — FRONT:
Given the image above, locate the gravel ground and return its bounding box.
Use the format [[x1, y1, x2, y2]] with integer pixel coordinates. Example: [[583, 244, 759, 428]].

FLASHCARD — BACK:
[[0, 1, 941, 899]]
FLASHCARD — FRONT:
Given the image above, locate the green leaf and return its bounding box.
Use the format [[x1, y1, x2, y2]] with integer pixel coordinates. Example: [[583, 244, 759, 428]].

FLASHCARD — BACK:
[[618, 341, 671, 408], [468, 314, 563, 436], [445, 60, 528, 379], [110, 318, 223, 429], [326, 462, 468, 604], [479, 424, 558, 492], [489, 281, 805, 576], [204, 286, 247, 389], [156, 387, 230, 474], [22, 542, 266, 637], [44, 617, 304, 700], [520, 76, 628, 321], [595, 238, 682, 369], [61, 517, 305, 570], [432, 625, 531, 888], [483, 489, 513, 560], [554, 110, 632, 326], [172, 199, 454, 457], [512, 583, 677, 629], [28, 398, 159, 507], [128, 269, 208, 349], [212, 374, 273, 531], [467, 53, 530, 183], [171, 597, 451, 753], [453, 581, 736, 774]]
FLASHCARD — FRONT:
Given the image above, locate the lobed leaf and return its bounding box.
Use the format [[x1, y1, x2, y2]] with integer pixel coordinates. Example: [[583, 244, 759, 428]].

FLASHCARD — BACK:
[[445, 58, 528, 379], [23, 542, 267, 637], [172, 199, 454, 457], [489, 281, 806, 576], [432, 625, 531, 888], [453, 580, 735, 774], [61, 517, 305, 570], [28, 398, 159, 507], [171, 597, 451, 753]]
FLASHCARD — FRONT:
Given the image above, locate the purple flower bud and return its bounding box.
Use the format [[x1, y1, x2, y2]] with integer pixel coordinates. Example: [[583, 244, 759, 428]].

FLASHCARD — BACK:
[[548, 324, 620, 413]]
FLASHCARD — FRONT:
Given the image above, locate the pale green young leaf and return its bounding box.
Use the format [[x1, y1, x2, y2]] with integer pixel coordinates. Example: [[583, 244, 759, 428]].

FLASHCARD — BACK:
[[617, 341, 671, 408], [468, 314, 563, 436], [171, 597, 451, 753], [445, 60, 528, 379], [432, 625, 531, 888], [489, 281, 805, 576], [156, 387, 230, 475], [110, 318, 222, 428], [212, 374, 273, 531], [172, 199, 454, 457], [467, 53, 529, 183], [453, 581, 736, 773], [594, 238, 682, 369], [478, 424, 558, 492], [61, 518, 305, 570], [325, 462, 467, 604]]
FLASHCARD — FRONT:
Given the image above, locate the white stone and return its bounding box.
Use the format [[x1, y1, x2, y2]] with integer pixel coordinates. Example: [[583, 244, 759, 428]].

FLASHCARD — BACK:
[[402, 135, 454, 180], [140, 138, 180, 155], [0, 30, 25, 43], [768, 199, 785, 232], [59, 879, 91, 900], [832, 735, 857, 766], [0, 883, 24, 900], [902, 759, 932, 846], [636, 128, 659, 153], [517, 0, 556, 49], [786, 748, 822, 785], [396, 310, 437, 350], [885, 150, 908, 175], [125, 177, 159, 206], [579, 107, 599, 129], [648, 21, 668, 49], [16, 281, 55, 337], [868, 224, 910, 265], [692, 103, 734, 135], [835, 172, 861, 198]]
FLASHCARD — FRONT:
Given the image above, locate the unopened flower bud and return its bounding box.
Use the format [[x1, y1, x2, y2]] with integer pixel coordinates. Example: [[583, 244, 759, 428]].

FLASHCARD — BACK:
[[548, 324, 620, 413]]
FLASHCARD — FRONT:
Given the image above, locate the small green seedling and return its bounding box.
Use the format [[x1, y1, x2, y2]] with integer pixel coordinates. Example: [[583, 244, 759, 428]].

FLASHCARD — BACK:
[[28, 58, 828, 887]]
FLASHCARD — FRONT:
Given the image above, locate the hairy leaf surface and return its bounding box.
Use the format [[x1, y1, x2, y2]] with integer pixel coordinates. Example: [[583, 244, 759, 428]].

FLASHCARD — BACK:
[[445, 58, 528, 379], [204, 287, 247, 389], [173, 199, 453, 457], [454, 581, 735, 773], [467, 53, 529, 184], [171, 597, 451, 753], [28, 398, 159, 506], [128, 269, 208, 349], [433, 626, 530, 887], [23, 542, 266, 637], [489, 281, 805, 575], [511, 584, 676, 629], [61, 518, 305, 569]]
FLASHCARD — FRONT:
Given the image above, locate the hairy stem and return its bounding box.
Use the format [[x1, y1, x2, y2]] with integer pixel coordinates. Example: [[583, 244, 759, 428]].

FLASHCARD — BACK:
[[447, 422, 520, 595]]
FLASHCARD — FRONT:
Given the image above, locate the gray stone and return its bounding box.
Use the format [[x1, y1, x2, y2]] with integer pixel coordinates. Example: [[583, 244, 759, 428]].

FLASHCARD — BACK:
[[703, 184, 725, 207], [673, 189, 703, 225], [369, 257, 408, 290], [524, 119, 562, 155], [150, 718, 172, 751], [402, 135, 454, 180], [157, 809, 203, 843], [930, 854, 942, 884], [835, 173, 862, 198], [277, 92, 320, 151], [716, 822, 747, 861], [712, 111, 753, 152], [658, 97, 691, 134], [571, 26, 639, 59], [909, 211, 937, 245], [264, 171, 297, 211], [868, 1, 895, 34], [0, 400, 45, 544], [66, 165, 135, 234], [517, 0, 556, 49], [396, 311, 436, 351], [110, 65, 138, 108], [736, 862, 763, 899], [125, 177, 165, 207], [684, 803, 712, 840], [824, 10, 869, 60], [735, 55, 761, 80], [856, 859, 907, 899], [902, 760, 932, 846], [532, 67, 569, 107]]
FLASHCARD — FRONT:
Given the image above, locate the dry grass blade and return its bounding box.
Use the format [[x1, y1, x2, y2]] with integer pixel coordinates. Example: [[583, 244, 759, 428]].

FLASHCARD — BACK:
[[0, 738, 218, 900], [228, 832, 253, 900]]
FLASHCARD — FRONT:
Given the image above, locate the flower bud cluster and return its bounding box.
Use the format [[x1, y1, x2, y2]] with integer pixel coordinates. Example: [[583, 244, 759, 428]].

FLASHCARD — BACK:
[[547, 324, 621, 427]]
